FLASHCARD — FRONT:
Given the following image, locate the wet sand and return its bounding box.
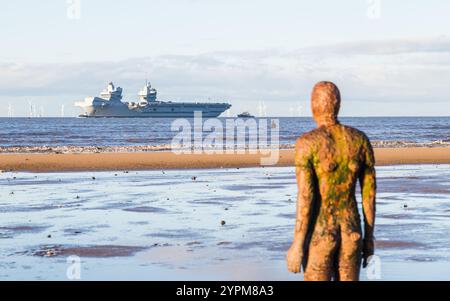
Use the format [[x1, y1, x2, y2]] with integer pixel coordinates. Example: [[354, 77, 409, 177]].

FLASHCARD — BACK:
[[1, 147, 449, 172], [1, 165, 450, 280]]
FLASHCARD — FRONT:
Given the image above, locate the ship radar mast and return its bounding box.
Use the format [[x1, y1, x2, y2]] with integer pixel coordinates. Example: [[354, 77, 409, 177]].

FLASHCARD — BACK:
[[138, 80, 157, 102], [100, 82, 123, 101]]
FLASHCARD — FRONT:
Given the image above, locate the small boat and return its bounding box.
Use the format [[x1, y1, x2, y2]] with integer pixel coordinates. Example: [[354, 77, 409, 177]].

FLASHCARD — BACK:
[[237, 112, 255, 118]]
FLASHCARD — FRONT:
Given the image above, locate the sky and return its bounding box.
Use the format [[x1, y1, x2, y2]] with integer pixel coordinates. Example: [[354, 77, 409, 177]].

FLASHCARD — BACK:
[[1, 0, 450, 117]]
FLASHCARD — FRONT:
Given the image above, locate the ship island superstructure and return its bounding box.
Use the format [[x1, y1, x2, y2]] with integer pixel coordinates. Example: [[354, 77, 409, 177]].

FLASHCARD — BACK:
[[75, 82, 231, 118]]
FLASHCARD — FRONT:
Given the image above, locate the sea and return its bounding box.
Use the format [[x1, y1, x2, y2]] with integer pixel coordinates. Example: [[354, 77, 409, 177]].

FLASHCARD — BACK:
[[0, 117, 449, 150]]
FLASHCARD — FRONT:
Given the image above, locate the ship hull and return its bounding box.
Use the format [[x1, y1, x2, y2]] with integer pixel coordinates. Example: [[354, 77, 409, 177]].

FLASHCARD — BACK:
[[77, 101, 231, 118]]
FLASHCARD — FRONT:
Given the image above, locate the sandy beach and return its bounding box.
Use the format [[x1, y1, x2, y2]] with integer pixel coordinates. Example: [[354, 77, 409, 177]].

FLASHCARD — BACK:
[[0, 147, 449, 172]]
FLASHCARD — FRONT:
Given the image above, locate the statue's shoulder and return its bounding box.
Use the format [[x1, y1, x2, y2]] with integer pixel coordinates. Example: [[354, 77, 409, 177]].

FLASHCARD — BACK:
[[297, 128, 322, 146], [341, 124, 373, 152], [295, 130, 320, 165], [341, 124, 370, 141], [295, 128, 326, 153]]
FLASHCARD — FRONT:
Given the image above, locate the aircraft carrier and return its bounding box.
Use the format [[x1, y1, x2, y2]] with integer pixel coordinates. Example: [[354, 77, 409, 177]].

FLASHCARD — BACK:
[[75, 82, 231, 118]]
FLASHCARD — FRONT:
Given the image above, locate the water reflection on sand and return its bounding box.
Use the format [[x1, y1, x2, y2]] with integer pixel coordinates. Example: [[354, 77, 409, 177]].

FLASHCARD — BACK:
[[1, 165, 450, 280]]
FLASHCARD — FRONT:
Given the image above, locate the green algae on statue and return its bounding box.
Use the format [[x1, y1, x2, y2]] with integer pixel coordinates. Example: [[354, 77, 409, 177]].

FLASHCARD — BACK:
[[286, 81, 376, 281]]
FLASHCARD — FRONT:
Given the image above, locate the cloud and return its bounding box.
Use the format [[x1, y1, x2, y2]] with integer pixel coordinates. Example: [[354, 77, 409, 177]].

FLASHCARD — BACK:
[[1, 36, 450, 108], [295, 36, 450, 57]]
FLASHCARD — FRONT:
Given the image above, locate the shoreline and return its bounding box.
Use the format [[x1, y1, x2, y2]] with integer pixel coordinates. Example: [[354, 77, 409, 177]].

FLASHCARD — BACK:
[[1, 140, 449, 154], [1, 147, 450, 172]]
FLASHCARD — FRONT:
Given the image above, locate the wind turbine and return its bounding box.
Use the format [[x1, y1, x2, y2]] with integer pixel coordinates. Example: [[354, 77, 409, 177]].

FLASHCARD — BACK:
[[297, 104, 303, 117], [258, 101, 267, 117], [8, 102, 13, 117], [28, 101, 34, 118]]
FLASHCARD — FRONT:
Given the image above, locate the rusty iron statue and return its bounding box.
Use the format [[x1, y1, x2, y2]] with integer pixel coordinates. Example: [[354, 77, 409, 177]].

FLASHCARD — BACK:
[[286, 81, 376, 281]]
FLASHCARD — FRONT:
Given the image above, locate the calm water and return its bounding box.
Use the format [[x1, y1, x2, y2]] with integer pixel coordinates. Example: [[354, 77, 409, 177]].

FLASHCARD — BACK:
[[1, 165, 450, 280], [0, 117, 449, 148]]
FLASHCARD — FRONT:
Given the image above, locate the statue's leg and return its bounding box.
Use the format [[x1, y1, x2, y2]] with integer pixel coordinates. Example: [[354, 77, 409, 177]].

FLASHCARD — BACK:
[[336, 231, 362, 281], [304, 232, 338, 281]]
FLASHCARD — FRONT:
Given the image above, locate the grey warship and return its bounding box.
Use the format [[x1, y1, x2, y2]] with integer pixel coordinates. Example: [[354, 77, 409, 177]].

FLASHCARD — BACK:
[[75, 82, 231, 118]]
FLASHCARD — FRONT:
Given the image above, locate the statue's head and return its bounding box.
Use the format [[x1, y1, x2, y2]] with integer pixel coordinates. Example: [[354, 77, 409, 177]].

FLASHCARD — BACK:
[[311, 81, 341, 126]]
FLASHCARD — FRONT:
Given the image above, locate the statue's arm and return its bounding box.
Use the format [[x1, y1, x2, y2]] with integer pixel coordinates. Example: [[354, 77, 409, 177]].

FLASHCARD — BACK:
[[287, 138, 314, 273], [359, 137, 376, 266], [292, 164, 315, 249]]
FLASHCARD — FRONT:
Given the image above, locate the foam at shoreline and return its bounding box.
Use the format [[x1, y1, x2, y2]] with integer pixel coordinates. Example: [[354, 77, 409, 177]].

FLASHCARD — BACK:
[[0, 140, 449, 154]]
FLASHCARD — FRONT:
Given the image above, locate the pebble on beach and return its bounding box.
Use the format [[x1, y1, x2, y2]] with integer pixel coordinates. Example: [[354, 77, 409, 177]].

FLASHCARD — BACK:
[[45, 250, 56, 257]]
